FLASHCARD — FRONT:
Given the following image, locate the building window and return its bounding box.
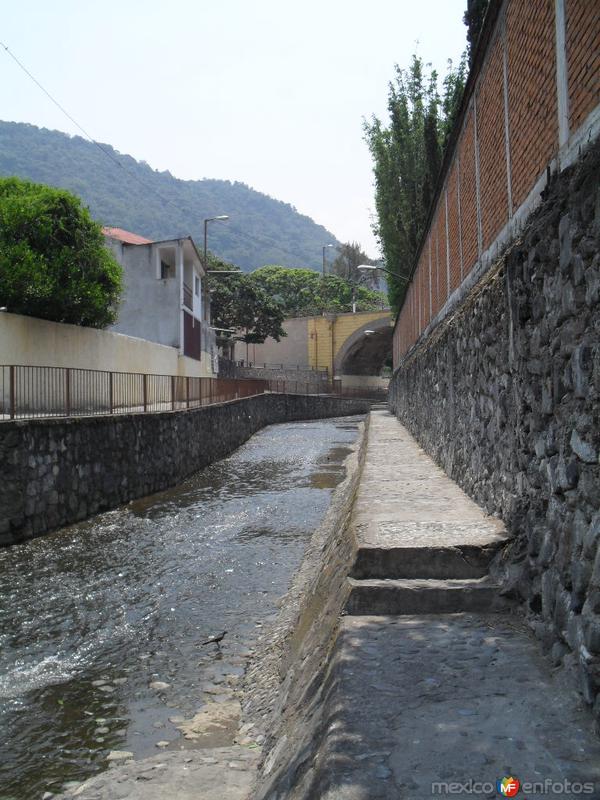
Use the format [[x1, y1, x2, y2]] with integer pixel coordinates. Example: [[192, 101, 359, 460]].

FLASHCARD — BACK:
[[161, 260, 174, 279], [194, 275, 200, 296]]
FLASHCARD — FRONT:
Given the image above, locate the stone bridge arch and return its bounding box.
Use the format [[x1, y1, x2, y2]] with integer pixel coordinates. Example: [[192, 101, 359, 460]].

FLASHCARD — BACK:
[[333, 315, 393, 376], [231, 310, 393, 380]]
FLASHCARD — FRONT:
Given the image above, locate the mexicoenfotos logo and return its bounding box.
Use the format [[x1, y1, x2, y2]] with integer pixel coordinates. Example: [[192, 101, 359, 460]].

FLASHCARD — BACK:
[[497, 777, 520, 797], [432, 777, 595, 795]]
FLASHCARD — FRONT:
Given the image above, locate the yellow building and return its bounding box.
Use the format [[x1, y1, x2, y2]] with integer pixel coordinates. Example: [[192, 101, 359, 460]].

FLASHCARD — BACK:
[[234, 310, 393, 379]]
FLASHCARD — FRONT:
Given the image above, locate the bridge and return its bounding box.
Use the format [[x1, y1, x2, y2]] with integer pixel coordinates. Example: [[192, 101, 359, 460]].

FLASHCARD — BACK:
[[233, 309, 393, 385]]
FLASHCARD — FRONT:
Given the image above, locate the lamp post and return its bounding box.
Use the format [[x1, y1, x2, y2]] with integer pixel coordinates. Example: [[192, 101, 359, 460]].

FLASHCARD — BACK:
[[322, 244, 334, 277], [357, 264, 411, 283], [202, 215, 229, 342], [203, 215, 229, 270]]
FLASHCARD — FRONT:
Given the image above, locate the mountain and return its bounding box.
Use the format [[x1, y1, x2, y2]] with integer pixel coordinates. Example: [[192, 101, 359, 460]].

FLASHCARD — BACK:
[[0, 121, 340, 271]]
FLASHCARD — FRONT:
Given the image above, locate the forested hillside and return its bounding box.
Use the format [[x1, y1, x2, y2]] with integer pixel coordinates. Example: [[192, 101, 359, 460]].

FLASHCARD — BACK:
[[0, 121, 340, 271]]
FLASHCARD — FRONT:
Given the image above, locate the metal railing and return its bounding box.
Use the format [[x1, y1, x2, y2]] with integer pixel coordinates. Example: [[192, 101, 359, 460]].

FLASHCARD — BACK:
[[0, 366, 267, 421], [0, 365, 385, 422], [236, 361, 329, 374]]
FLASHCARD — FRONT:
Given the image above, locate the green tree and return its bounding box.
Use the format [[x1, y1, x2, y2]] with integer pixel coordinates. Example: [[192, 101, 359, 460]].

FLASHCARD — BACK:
[[331, 241, 378, 287], [364, 54, 466, 312], [249, 265, 386, 316], [0, 177, 122, 327], [206, 255, 286, 344]]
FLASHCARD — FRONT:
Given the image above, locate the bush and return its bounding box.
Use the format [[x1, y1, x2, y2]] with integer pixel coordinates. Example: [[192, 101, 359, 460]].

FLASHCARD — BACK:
[[0, 177, 122, 327]]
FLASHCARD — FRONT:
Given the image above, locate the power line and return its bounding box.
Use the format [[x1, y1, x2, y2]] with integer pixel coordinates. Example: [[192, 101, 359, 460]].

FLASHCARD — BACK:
[[0, 40, 331, 267], [1, 41, 129, 173], [0, 40, 175, 208]]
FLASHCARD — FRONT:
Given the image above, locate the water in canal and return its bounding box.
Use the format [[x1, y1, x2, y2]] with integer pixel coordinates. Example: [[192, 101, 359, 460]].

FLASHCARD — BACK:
[[0, 416, 362, 799]]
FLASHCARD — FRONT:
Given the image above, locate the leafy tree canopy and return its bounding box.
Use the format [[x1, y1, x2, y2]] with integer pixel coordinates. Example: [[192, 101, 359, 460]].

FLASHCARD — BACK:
[[331, 241, 378, 287], [206, 255, 286, 344], [364, 53, 466, 313], [249, 265, 386, 317], [0, 177, 122, 327], [207, 257, 387, 341]]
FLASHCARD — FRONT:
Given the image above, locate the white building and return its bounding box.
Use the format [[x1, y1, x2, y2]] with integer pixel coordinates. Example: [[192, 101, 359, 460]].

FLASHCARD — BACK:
[[103, 227, 217, 377]]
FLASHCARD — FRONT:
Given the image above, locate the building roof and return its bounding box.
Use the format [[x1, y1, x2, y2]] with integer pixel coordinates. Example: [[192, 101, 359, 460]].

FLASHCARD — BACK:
[[102, 227, 153, 245]]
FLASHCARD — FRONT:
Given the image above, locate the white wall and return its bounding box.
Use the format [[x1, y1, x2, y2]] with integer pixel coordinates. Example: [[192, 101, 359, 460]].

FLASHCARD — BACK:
[[0, 312, 215, 377], [107, 239, 181, 348], [233, 317, 309, 367]]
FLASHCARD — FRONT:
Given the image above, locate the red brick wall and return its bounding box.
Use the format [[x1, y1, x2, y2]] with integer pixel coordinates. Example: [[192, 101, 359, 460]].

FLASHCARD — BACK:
[[566, 0, 600, 132], [392, 0, 600, 367], [417, 247, 431, 330], [437, 206, 449, 306], [477, 33, 509, 248], [506, 0, 557, 208], [447, 163, 462, 292], [458, 114, 478, 277]]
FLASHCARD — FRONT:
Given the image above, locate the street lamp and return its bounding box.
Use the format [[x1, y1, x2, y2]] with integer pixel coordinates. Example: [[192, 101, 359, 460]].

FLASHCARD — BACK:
[[322, 244, 334, 277], [357, 264, 411, 282], [203, 215, 229, 269]]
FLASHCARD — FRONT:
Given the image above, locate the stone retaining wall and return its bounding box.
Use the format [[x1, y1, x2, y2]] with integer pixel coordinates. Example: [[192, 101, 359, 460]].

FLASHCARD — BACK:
[[0, 394, 369, 546], [219, 358, 328, 386], [389, 140, 600, 725]]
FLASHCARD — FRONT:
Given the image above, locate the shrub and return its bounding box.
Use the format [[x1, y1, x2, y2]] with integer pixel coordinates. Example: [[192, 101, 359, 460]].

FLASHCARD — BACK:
[[0, 177, 122, 327]]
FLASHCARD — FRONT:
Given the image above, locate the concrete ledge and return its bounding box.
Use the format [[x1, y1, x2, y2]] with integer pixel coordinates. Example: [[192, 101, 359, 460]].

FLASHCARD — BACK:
[[345, 576, 512, 615]]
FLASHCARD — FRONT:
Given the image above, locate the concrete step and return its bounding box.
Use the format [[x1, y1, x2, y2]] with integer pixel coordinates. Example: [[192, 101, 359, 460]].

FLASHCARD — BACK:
[[345, 576, 512, 616], [350, 542, 502, 580]]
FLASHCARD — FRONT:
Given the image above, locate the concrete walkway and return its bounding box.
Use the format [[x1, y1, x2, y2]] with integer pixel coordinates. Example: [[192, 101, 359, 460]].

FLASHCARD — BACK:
[[309, 410, 600, 799]]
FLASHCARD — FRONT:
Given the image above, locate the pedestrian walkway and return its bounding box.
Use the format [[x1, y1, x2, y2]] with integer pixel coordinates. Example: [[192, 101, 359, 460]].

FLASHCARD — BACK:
[[309, 410, 600, 799]]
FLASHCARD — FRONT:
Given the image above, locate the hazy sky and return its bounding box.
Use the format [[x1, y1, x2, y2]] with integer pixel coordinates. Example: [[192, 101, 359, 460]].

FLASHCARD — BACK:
[[2, 0, 467, 258]]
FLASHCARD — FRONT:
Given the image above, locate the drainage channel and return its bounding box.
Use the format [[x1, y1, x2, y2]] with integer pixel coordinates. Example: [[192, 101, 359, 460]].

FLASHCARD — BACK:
[[0, 415, 363, 800]]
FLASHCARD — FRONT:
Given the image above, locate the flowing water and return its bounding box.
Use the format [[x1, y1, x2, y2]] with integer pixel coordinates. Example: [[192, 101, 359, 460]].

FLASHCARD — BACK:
[[0, 416, 362, 799]]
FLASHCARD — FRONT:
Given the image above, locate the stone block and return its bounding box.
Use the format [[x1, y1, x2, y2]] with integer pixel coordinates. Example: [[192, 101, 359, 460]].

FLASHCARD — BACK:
[[572, 561, 592, 609], [557, 457, 578, 491], [541, 569, 559, 617], [570, 429, 598, 464], [572, 345, 592, 398], [584, 514, 600, 560], [566, 611, 584, 652], [583, 616, 600, 655], [553, 587, 572, 633], [585, 262, 600, 305], [558, 214, 572, 271], [572, 509, 589, 554]]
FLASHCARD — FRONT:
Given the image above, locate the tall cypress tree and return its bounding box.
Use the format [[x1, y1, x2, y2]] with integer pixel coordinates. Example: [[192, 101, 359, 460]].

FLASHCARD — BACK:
[[364, 55, 465, 312]]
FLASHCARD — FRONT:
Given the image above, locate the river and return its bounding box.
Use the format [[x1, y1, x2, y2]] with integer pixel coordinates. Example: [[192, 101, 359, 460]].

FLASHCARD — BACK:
[[0, 415, 362, 799]]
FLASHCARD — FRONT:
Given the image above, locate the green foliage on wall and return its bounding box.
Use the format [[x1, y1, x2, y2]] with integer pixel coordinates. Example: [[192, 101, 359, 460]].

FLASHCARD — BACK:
[[0, 177, 122, 327], [0, 121, 341, 272]]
